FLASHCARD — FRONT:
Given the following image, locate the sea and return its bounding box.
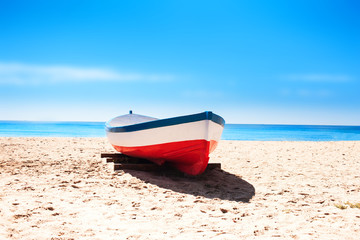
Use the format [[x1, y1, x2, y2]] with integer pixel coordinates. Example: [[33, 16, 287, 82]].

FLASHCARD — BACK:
[[1, 120, 360, 141]]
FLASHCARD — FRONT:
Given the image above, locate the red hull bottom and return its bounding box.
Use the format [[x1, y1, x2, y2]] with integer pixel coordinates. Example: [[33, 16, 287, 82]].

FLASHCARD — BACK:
[[112, 139, 218, 175]]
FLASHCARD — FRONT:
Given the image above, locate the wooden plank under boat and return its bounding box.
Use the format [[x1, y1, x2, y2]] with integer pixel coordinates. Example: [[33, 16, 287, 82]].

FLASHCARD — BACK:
[[105, 111, 225, 175]]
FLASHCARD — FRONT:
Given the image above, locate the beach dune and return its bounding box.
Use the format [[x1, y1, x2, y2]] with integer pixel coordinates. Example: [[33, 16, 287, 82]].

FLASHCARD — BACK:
[[1, 137, 360, 239]]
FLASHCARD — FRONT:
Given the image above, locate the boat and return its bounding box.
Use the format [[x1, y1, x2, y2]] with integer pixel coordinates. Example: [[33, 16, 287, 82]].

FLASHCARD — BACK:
[[105, 111, 225, 175]]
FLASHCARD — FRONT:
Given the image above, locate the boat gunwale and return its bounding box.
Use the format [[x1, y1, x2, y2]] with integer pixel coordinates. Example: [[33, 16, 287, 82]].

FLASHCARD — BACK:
[[106, 111, 225, 133]]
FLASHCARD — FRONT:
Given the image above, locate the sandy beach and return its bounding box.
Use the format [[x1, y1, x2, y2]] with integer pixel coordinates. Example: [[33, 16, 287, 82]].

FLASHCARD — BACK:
[[1, 137, 359, 239]]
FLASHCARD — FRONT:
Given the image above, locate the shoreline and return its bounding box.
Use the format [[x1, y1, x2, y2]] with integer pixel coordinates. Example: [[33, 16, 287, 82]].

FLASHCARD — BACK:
[[2, 136, 360, 142], [1, 137, 359, 239]]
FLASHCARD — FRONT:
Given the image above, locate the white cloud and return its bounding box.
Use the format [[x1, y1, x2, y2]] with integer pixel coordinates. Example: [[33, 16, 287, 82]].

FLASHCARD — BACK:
[[0, 62, 175, 85], [282, 74, 353, 83]]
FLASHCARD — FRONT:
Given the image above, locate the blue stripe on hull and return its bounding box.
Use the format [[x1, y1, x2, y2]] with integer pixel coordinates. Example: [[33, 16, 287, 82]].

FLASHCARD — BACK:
[[106, 111, 225, 133]]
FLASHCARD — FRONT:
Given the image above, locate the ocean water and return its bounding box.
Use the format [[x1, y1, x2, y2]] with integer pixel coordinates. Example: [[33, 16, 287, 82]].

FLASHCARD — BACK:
[[0, 121, 360, 141], [0, 121, 105, 138], [222, 124, 360, 141]]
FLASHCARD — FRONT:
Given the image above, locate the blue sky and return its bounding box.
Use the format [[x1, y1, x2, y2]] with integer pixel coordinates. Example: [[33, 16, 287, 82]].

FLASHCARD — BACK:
[[0, 0, 359, 124]]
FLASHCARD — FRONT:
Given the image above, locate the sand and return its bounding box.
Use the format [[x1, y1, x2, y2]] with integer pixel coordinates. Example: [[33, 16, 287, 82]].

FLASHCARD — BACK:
[[1, 137, 360, 239]]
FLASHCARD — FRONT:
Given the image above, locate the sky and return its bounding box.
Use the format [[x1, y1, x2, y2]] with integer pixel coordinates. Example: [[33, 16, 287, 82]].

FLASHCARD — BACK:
[[0, 0, 359, 124]]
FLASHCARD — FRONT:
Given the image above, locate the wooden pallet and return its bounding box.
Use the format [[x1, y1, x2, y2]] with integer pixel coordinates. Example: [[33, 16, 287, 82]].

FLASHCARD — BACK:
[[101, 153, 221, 172]]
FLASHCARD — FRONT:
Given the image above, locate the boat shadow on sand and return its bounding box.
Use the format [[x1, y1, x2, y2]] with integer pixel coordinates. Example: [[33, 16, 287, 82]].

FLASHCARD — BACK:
[[123, 167, 255, 203]]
